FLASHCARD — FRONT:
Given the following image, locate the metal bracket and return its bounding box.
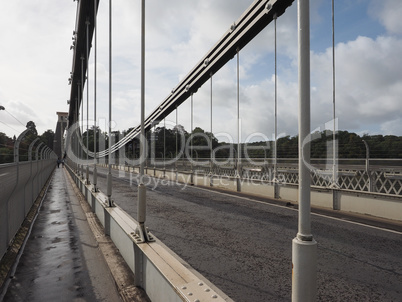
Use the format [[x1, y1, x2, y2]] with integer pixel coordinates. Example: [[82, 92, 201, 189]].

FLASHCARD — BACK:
[[265, 0, 279, 14], [105, 198, 115, 208], [177, 280, 225, 302], [132, 224, 155, 244]]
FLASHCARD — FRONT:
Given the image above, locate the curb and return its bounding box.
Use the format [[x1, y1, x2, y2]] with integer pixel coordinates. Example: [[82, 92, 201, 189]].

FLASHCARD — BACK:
[[64, 169, 150, 302]]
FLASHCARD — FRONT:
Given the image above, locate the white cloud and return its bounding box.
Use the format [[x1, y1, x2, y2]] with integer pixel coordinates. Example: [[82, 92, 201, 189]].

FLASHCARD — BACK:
[[381, 118, 402, 136], [224, 32, 402, 139], [369, 0, 402, 35], [0, 0, 401, 145], [332, 36, 402, 127], [0, 1, 75, 137]]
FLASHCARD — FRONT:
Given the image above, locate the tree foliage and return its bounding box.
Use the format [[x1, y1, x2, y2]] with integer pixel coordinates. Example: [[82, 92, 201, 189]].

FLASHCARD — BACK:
[[41, 129, 54, 149], [0, 124, 57, 163], [2, 124, 401, 165], [26, 121, 38, 136], [241, 130, 402, 159]]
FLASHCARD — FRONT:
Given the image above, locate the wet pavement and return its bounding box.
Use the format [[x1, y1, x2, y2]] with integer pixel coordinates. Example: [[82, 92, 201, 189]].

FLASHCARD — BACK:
[[2, 167, 121, 301]]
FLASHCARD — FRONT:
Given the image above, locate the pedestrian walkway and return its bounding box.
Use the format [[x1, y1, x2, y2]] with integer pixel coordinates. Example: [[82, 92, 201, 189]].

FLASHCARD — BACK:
[[2, 167, 122, 301]]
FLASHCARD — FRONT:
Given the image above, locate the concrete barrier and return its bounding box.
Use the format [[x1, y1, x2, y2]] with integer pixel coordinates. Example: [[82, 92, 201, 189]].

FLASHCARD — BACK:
[[338, 190, 402, 221]]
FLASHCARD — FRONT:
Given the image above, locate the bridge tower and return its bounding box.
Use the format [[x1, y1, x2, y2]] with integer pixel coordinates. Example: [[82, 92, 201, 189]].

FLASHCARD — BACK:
[[53, 112, 68, 159]]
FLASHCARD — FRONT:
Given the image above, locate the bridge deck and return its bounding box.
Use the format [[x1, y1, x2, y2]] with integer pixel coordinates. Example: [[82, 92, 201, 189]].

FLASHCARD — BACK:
[[92, 165, 402, 301], [1, 168, 147, 301]]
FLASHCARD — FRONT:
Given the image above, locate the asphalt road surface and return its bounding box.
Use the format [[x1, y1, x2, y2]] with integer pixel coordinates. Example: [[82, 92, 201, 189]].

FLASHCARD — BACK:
[[91, 166, 402, 301]]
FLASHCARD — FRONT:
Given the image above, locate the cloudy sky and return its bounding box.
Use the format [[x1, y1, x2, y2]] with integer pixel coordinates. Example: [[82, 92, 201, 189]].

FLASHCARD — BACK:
[[0, 0, 401, 144]]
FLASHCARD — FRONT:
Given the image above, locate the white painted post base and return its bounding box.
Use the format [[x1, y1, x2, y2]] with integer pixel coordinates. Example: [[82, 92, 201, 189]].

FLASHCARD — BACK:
[[292, 237, 317, 301]]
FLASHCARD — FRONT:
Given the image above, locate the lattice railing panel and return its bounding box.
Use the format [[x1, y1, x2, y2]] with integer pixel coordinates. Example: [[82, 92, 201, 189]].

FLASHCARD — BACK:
[[311, 171, 332, 187], [338, 171, 369, 191], [373, 171, 402, 195], [179, 162, 402, 196]]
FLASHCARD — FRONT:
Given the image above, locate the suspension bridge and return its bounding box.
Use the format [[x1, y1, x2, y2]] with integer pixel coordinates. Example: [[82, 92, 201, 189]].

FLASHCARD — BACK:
[[1, 0, 401, 301]]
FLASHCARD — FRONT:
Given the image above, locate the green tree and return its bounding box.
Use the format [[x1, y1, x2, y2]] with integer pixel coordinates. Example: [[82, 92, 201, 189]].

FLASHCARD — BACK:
[[26, 121, 38, 136], [0, 132, 13, 163], [41, 129, 54, 149]]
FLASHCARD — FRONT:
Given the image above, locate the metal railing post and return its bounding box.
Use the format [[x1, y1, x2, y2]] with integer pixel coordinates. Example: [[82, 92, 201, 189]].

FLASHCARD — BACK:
[[362, 140, 372, 192], [152, 121, 156, 174], [273, 14, 280, 198], [86, 18, 90, 185], [34, 143, 44, 200], [175, 106, 178, 181], [190, 93, 194, 185], [93, 0, 98, 192], [135, 0, 153, 245], [236, 48, 242, 192], [292, 1, 317, 300], [11, 129, 29, 196], [210, 73, 213, 186], [106, 0, 113, 207], [25, 138, 40, 208], [163, 118, 166, 177], [81, 55, 85, 180], [331, 0, 338, 188], [76, 88, 80, 175], [40, 147, 48, 187]]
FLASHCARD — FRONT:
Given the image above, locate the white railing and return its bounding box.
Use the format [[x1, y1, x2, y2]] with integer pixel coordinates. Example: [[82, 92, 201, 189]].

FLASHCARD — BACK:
[[0, 131, 57, 259]]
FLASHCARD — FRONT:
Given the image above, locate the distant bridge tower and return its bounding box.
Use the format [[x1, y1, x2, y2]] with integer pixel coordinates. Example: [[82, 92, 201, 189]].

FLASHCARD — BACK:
[[53, 112, 68, 159]]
